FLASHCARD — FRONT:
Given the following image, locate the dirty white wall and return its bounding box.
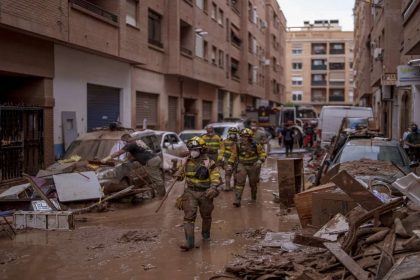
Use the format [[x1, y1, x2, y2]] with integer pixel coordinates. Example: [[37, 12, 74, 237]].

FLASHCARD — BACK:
[[53, 45, 131, 157]]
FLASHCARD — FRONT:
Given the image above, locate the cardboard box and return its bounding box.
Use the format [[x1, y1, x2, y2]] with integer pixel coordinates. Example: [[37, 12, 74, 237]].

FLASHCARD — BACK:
[[294, 183, 336, 227], [311, 189, 357, 227]]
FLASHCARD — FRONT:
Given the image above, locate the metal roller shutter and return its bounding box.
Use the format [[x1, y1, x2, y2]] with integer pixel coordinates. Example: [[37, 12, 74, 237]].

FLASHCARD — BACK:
[[168, 96, 178, 131], [87, 84, 120, 131], [136, 92, 158, 128], [202, 101, 212, 127]]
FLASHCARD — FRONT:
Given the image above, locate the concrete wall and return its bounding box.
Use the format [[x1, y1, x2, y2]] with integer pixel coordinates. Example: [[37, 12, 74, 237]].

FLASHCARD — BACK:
[[53, 45, 131, 156]]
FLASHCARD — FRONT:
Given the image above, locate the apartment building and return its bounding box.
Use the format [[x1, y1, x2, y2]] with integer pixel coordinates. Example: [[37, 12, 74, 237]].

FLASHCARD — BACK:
[[353, 0, 420, 140], [0, 0, 286, 182], [285, 20, 354, 113]]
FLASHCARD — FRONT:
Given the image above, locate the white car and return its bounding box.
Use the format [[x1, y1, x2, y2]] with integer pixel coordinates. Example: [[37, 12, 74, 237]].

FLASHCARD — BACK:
[[205, 122, 245, 139], [178, 129, 206, 143]]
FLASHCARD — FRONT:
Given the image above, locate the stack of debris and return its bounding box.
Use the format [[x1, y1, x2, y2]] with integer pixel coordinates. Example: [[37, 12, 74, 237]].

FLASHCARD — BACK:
[[224, 170, 420, 279]]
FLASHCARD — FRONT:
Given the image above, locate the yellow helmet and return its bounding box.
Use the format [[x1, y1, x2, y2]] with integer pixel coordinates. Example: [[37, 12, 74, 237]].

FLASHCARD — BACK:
[[240, 128, 254, 137], [187, 136, 206, 150], [228, 127, 239, 134]]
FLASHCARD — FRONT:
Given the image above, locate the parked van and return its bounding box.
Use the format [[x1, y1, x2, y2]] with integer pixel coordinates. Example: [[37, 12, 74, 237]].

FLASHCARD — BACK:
[[318, 106, 373, 147]]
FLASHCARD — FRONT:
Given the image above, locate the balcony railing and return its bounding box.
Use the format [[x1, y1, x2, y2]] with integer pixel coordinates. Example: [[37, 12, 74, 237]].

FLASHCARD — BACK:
[[70, 0, 118, 23], [329, 95, 345, 102], [181, 47, 193, 56], [330, 49, 345, 55], [329, 81, 345, 86], [311, 65, 327, 70], [311, 80, 327, 86]]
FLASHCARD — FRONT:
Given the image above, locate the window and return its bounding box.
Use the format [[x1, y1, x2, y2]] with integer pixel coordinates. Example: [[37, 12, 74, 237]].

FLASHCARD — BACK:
[[312, 74, 325, 81], [230, 0, 240, 14], [292, 48, 303, 55], [312, 43, 326, 55], [230, 25, 241, 48], [211, 2, 217, 19], [272, 57, 277, 72], [311, 89, 326, 102], [218, 50, 224, 68], [330, 43, 345, 54], [292, 62, 303, 70], [196, 0, 208, 11], [195, 34, 204, 57], [204, 40, 208, 60], [148, 10, 163, 48], [312, 59, 327, 70], [218, 9, 224, 25], [126, 0, 138, 26], [329, 88, 345, 102], [272, 34, 278, 50], [292, 91, 303, 101], [211, 46, 217, 65], [248, 2, 257, 23], [292, 76, 303, 86], [180, 20, 193, 56], [231, 58, 240, 80]]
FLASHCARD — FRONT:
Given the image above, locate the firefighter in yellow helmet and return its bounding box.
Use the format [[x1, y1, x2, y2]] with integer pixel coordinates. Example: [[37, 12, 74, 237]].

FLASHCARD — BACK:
[[201, 125, 222, 161], [217, 127, 239, 191], [229, 128, 266, 207], [176, 136, 221, 251]]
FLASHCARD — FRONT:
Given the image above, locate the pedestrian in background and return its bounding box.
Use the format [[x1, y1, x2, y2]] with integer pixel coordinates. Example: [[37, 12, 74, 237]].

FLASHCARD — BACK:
[[405, 123, 420, 161], [280, 122, 294, 157], [402, 126, 411, 155]]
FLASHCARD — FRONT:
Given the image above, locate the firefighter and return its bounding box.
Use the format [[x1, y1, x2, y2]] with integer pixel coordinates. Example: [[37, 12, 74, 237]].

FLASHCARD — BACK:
[[230, 128, 266, 207], [217, 127, 239, 191], [201, 126, 222, 161], [176, 137, 221, 251]]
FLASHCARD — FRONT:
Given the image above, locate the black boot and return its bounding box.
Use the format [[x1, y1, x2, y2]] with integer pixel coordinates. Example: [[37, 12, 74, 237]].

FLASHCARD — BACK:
[[202, 219, 212, 241]]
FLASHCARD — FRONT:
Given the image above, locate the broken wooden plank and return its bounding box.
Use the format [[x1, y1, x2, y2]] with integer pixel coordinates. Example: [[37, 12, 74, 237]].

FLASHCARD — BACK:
[[331, 170, 382, 211], [293, 234, 328, 248], [23, 174, 58, 211], [323, 242, 370, 280], [375, 228, 396, 280]]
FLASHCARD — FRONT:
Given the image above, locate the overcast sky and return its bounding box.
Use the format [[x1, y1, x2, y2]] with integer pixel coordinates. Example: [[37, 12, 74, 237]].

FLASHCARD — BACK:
[[278, 0, 355, 31]]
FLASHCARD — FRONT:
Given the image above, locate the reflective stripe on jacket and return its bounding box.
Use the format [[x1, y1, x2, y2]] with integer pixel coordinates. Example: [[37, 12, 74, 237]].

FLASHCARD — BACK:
[[180, 156, 221, 188], [217, 139, 238, 164], [202, 134, 221, 154], [232, 141, 266, 165]]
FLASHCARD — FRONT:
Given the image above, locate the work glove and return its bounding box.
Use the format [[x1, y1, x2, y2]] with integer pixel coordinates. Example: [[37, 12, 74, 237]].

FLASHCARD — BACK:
[[101, 156, 112, 163], [175, 194, 186, 210], [254, 160, 263, 168], [205, 187, 219, 199]]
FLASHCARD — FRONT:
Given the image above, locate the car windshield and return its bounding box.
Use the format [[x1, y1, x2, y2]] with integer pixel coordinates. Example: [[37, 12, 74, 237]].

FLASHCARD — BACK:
[[346, 118, 368, 129], [180, 133, 202, 141], [64, 139, 126, 161], [140, 135, 161, 153], [297, 109, 317, 119], [213, 127, 227, 137], [338, 145, 405, 166]]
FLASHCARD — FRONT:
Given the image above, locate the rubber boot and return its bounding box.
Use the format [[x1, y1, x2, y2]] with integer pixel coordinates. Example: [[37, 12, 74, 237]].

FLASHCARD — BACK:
[[180, 223, 195, 251], [251, 188, 257, 201], [224, 175, 232, 191], [201, 219, 212, 241], [233, 187, 242, 207]]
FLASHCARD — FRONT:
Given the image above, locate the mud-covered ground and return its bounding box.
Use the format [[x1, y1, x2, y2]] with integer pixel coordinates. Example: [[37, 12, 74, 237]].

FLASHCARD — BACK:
[[0, 156, 301, 280]]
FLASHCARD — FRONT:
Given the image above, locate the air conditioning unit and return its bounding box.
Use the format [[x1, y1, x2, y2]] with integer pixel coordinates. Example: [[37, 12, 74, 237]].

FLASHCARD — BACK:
[[264, 59, 270, 65], [373, 48, 383, 60]]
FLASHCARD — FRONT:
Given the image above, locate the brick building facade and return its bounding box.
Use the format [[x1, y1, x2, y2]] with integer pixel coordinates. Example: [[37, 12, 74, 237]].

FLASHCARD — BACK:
[[0, 0, 286, 180]]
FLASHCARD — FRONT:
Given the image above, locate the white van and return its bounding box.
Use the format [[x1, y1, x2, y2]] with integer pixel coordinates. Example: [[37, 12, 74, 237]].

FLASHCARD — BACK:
[[318, 106, 373, 147]]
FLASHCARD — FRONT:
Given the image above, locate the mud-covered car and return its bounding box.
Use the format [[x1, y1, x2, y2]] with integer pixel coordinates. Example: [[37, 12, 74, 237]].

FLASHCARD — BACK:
[[39, 128, 161, 194]]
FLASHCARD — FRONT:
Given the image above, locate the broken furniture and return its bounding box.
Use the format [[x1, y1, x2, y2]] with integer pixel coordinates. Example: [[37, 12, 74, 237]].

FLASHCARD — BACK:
[[277, 158, 304, 207], [14, 211, 74, 230], [0, 210, 16, 239]]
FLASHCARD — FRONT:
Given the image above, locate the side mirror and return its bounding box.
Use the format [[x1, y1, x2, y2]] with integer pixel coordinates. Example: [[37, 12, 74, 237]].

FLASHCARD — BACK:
[[409, 161, 419, 169]]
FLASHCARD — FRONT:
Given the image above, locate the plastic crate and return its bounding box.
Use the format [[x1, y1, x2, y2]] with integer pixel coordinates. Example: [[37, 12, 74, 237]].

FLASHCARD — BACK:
[[14, 211, 75, 230]]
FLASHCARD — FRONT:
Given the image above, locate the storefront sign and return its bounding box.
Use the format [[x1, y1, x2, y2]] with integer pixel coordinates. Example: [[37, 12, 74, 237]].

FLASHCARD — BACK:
[[397, 65, 420, 86], [381, 73, 397, 85]]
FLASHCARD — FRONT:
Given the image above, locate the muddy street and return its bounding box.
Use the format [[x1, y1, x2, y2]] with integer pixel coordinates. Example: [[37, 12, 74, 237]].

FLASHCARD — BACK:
[[0, 157, 301, 280]]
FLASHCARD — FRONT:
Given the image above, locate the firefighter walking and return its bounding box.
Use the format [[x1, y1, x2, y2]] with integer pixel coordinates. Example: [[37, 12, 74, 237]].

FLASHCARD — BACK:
[[176, 137, 221, 251], [230, 128, 266, 207], [202, 126, 222, 161], [217, 127, 239, 191]]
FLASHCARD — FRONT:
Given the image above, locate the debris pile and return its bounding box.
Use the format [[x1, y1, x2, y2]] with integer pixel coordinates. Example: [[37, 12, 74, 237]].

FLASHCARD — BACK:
[[224, 168, 420, 279], [118, 230, 159, 243]]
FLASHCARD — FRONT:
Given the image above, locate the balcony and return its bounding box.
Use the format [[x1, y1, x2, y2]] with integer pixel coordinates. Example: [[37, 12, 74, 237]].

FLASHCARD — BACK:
[[311, 80, 327, 86], [330, 49, 345, 55], [329, 95, 345, 102], [311, 65, 327, 70], [70, 0, 118, 24], [329, 81, 345, 86]]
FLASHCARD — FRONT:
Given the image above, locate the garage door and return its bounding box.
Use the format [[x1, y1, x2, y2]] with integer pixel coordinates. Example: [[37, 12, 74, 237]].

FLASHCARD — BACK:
[[168, 96, 178, 131], [87, 84, 120, 131], [136, 92, 158, 129]]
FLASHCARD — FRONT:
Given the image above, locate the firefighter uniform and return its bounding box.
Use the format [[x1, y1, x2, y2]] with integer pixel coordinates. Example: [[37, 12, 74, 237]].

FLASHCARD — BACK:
[[178, 137, 221, 251], [201, 133, 222, 161], [217, 127, 239, 191], [231, 128, 266, 207]]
